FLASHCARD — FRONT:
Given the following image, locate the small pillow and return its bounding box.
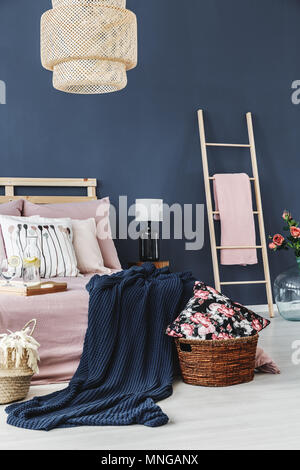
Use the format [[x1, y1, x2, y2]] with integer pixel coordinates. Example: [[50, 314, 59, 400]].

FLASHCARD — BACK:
[[166, 281, 270, 340], [0, 214, 79, 278], [72, 218, 111, 274]]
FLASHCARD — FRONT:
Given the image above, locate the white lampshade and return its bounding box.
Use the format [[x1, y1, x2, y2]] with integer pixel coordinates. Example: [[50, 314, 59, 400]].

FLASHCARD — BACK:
[[135, 199, 163, 222]]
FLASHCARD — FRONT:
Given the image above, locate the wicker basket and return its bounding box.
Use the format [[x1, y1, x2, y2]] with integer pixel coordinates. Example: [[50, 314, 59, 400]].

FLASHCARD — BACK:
[[0, 320, 36, 404], [176, 335, 258, 387]]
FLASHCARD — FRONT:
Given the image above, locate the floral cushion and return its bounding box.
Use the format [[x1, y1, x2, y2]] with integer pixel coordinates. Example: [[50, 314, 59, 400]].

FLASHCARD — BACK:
[[166, 281, 270, 340]]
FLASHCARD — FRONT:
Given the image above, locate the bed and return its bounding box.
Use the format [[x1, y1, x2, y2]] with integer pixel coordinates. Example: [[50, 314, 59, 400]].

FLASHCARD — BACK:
[[0, 177, 118, 384]]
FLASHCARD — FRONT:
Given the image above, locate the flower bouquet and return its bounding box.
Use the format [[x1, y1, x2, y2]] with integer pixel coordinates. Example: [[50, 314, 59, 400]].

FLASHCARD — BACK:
[[269, 210, 300, 260], [269, 211, 300, 321]]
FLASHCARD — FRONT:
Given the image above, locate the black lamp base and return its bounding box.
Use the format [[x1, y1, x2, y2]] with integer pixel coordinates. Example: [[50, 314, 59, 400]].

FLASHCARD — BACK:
[[139, 222, 160, 262]]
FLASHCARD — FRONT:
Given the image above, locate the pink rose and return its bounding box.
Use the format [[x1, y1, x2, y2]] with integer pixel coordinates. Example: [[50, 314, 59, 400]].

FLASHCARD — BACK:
[[194, 290, 210, 300], [217, 305, 235, 318], [273, 234, 284, 246], [190, 313, 211, 328], [252, 319, 262, 331], [166, 329, 183, 338], [190, 313, 201, 324], [209, 303, 223, 313], [181, 323, 194, 337], [282, 210, 292, 220], [212, 333, 231, 340], [218, 333, 231, 340], [269, 242, 276, 250], [290, 227, 300, 238]]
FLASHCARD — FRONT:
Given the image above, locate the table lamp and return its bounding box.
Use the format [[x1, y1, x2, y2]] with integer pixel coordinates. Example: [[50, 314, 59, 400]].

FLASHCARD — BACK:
[[135, 199, 163, 262]]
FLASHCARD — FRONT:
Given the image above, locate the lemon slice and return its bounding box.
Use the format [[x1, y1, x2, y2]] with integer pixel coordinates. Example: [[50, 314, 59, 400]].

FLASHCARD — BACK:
[[23, 257, 40, 268], [8, 256, 20, 268]]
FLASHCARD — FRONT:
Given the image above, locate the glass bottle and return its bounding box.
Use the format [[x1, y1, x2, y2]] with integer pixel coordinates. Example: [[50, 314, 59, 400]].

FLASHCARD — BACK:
[[22, 236, 41, 284]]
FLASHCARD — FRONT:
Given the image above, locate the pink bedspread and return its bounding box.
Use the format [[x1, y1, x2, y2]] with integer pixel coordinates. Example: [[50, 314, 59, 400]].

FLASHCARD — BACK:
[[0, 275, 101, 385]]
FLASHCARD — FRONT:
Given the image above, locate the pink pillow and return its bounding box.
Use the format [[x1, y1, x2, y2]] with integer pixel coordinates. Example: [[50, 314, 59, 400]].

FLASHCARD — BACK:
[[0, 200, 24, 262], [72, 218, 112, 274], [0, 200, 23, 216], [22, 198, 121, 270]]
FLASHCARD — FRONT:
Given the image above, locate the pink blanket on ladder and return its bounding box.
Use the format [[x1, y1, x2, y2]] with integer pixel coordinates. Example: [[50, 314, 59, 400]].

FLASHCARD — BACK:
[[213, 173, 258, 265]]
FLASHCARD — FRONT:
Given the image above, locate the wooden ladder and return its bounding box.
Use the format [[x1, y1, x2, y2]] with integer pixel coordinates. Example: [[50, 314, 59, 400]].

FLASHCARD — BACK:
[[197, 109, 274, 318]]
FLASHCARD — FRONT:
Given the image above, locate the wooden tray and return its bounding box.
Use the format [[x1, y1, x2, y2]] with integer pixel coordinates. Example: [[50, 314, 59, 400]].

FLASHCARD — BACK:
[[0, 281, 67, 296]]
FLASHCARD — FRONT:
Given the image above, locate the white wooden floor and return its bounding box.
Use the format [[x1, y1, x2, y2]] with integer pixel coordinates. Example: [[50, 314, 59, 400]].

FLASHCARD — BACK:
[[1, 312, 300, 450]]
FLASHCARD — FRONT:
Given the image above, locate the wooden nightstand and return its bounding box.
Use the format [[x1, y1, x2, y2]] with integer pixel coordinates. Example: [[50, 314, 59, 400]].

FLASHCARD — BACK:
[[128, 261, 170, 269]]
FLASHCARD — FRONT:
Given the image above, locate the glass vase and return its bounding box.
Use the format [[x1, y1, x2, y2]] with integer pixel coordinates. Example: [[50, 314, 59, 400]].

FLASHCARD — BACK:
[[22, 236, 41, 284], [274, 257, 300, 321]]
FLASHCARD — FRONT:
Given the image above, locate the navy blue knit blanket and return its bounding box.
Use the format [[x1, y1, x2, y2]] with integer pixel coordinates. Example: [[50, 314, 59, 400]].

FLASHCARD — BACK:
[[6, 263, 195, 430]]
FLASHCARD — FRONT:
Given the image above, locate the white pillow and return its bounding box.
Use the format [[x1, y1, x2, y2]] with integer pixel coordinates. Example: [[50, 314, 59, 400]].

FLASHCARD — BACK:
[[0, 215, 79, 278], [33, 216, 110, 274], [72, 218, 111, 274]]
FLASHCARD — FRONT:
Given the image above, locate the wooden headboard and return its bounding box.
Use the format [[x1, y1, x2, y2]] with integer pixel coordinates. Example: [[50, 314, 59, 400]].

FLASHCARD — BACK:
[[0, 177, 97, 204]]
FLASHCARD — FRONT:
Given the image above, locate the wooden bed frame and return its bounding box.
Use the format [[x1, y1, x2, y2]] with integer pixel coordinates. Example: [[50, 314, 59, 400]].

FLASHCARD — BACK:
[[0, 177, 97, 204]]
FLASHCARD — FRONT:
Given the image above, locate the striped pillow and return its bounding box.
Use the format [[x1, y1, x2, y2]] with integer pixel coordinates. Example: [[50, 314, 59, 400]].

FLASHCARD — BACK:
[[0, 215, 79, 278]]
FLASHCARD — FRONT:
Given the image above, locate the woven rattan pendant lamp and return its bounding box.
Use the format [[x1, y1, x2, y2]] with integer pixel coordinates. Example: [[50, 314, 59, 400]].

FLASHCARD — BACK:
[[41, 0, 138, 94]]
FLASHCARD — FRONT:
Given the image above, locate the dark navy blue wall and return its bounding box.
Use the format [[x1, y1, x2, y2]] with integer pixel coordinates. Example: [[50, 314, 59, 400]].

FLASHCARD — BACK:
[[0, 0, 299, 304]]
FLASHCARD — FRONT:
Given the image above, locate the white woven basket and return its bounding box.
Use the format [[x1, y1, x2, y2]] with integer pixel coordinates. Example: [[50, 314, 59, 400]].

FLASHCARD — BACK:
[[0, 320, 36, 405]]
